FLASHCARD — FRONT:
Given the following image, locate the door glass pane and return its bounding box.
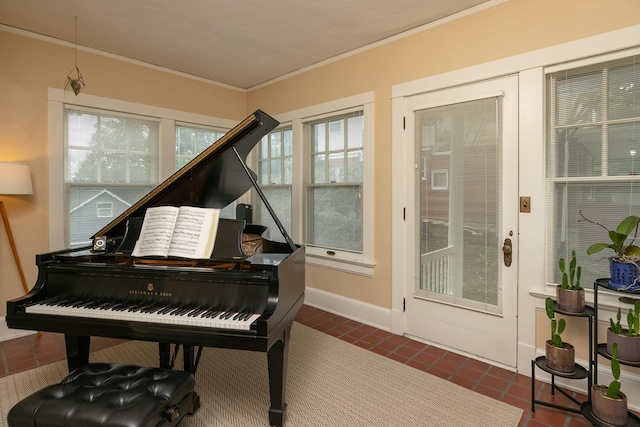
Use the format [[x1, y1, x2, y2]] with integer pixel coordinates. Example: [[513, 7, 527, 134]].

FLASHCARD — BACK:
[[416, 97, 502, 312]]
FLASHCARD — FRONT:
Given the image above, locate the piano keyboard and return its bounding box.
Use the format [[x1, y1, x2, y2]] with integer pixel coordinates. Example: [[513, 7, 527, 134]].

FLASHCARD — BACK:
[[25, 297, 261, 330]]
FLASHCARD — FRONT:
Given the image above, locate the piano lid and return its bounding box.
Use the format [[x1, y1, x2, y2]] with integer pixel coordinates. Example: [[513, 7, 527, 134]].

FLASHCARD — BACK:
[[92, 110, 286, 246]]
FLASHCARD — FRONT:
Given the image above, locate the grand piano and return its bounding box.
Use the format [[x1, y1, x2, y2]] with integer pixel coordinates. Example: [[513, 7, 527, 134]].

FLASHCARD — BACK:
[[6, 110, 305, 427]]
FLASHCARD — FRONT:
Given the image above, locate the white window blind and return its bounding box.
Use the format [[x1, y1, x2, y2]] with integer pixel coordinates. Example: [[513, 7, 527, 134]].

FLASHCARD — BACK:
[[546, 54, 640, 287]]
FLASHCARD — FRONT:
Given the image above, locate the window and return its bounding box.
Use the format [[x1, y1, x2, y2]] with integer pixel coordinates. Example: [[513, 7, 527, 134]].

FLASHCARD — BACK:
[[431, 169, 449, 190], [546, 53, 640, 288], [306, 111, 364, 253], [65, 108, 159, 247], [96, 202, 113, 218], [175, 124, 226, 169], [250, 93, 375, 275]]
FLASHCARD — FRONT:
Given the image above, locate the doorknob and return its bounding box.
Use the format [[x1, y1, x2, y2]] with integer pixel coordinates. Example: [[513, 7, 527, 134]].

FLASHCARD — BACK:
[[502, 238, 512, 267]]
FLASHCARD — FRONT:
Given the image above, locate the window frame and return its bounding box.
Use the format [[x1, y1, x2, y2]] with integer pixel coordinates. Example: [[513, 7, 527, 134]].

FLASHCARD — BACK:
[[48, 88, 237, 250], [253, 92, 375, 276]]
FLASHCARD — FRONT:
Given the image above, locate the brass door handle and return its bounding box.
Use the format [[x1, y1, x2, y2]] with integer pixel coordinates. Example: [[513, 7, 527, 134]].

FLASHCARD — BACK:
[[502, 238, 512, 267]]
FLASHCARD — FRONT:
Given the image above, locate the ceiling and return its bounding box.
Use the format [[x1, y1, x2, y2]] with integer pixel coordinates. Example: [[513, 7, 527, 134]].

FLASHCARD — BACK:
[[0, 0, 492, 89]]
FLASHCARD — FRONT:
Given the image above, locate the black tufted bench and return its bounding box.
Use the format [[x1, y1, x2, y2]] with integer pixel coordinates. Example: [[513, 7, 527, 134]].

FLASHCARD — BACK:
[[8, 363, 196, 427]]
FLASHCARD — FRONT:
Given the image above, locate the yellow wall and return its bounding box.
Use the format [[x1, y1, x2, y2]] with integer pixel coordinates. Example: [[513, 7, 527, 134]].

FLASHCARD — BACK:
[[2, 0, 640, 319]]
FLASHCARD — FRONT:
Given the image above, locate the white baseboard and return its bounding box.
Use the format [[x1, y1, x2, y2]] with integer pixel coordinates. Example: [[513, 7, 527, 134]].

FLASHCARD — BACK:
[[304, 287, 392, 332], [0, 317, 36, 341]]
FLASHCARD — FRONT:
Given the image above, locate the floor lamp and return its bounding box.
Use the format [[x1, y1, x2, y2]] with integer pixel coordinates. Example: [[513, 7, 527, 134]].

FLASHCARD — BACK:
[[0, 162, 33, 294]]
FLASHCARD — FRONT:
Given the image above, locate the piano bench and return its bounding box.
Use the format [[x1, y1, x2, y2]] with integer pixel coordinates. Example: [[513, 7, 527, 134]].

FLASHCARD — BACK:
[[7, 363, 196, 427]]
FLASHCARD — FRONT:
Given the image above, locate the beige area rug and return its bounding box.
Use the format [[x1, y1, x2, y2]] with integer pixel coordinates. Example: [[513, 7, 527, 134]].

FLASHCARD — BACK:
[[0, 323, 522, 426]]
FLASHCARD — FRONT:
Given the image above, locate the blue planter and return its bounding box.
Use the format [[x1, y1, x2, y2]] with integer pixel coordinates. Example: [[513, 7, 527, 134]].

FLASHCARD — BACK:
[[609, 258, 640, 291]]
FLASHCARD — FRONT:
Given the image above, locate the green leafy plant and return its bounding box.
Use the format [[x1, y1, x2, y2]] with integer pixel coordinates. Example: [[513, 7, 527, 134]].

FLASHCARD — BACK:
[[559, 250, 581, 290], [607, 342, 622, 399], [546, 297, 566, 348], [581, 212, 640, 261]]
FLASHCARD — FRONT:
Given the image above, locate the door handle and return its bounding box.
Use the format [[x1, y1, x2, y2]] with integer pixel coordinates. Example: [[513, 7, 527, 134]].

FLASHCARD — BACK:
[[502, 238, 512, 267]]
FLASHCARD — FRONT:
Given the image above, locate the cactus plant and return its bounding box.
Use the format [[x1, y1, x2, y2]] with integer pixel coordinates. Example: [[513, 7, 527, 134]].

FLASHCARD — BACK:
[[559, 250, 581, 290], [546, 297, 566, 348], [607, 342, 622, 399]]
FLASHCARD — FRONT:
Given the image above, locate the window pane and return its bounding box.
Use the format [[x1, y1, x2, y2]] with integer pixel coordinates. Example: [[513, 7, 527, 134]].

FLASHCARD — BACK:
[[609, 62, 640, 120], [258, 160, 269, 185], [175, 125, 226, 169], [555, 71, 602, 126], [270, 159, 281, 184], [328, 152, 344, 183], [270, 133, 282, 157], [255, 187, 292, 242], [100, 116, 127, 150], [347, 115, 363, 149], [307, 185, 362, 252], [347, 150, 363, 182], [328, 119, 344, 151], [312, 154, 326, 183], [553, 126, 602, 177], [101, 152, 126, 183], [313, 123, 325, 152], [608, 122, 640, 176]]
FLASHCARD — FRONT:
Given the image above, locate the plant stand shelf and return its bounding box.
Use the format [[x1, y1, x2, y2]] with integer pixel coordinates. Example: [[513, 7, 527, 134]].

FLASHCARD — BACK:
[[580, 401, 640, 427], [531, 303, 594, 415], [532, 356, 589, 414], [596, 343, 640, 368]]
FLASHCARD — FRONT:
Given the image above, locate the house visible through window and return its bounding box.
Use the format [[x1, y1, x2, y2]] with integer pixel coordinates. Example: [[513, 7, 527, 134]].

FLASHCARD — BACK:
[[546, 53, 640, 288]]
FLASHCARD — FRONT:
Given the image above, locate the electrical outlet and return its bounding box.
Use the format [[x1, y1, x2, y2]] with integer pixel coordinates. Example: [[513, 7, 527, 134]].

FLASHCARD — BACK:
[[520, 196, 531, 213]]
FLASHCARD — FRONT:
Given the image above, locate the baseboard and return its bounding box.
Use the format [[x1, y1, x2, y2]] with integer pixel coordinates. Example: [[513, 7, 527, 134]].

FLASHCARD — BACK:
[[0, 317, 36, 341], [304, 287, 392, 332]]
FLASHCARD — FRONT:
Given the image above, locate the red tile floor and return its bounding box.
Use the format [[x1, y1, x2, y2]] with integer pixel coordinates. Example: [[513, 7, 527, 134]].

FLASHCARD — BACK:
[[2, 304, 638, 426]]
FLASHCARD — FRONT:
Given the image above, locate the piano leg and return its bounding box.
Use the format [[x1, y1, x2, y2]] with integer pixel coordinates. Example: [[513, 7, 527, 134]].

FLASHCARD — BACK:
[[267, 324, 291, 427], [159, 342, 171, 368], [64, 334, 90, 371]]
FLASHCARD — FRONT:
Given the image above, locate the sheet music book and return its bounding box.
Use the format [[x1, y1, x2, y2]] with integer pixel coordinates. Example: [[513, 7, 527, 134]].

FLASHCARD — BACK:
[[132, 206, 221, 259]]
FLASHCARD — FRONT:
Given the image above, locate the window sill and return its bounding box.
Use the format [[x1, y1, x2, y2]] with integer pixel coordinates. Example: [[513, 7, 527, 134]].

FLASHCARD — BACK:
[[305, 252, 375, 277]]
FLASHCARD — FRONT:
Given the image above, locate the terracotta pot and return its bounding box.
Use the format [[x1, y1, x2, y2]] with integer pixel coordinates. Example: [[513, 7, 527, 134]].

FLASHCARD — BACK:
[[607, 328, 640, 363], [556, 287, 585, 314], [591, 385, 628, 426], [545, 340, 575, 374]]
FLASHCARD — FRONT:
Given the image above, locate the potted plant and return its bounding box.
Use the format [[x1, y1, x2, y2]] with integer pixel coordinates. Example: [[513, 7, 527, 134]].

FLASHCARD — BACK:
[[607, 301, 640, 363], [592, 342, 628, 426], [581, 212, 640, 291], [544, 297, 575, 373], [556, 250, 585, 313]]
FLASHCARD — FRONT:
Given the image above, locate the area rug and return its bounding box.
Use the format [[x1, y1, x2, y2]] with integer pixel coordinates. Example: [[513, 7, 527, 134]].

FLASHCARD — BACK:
[[0, 323, 522, 426]]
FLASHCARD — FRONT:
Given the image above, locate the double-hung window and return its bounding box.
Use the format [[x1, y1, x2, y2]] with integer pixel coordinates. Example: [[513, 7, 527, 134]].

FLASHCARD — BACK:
[[546, 52, 640, 288], [64, 108, 159, 247], [305, 111, 364, 253]]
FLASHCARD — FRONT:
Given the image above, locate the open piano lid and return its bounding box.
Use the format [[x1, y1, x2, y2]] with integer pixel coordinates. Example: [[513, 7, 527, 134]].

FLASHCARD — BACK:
[[92, 109, 295, 251]]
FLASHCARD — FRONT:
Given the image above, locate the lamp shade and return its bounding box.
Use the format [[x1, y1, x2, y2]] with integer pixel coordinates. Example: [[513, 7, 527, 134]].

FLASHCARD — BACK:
[[0, 162, 33, 195]]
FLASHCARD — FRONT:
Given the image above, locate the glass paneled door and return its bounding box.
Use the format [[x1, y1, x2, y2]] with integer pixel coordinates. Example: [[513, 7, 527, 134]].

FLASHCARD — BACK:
[[402, 75, 519, 367]]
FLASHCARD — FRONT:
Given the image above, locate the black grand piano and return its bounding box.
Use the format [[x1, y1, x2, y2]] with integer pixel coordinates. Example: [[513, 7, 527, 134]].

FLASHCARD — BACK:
[[6, 110, 304, 427]]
